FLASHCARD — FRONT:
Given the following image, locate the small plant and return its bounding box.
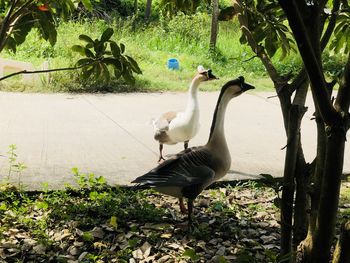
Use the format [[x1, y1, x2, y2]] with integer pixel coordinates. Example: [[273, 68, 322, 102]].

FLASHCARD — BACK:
[[3, 144, 27, 188], [71, 167, 107, 190], [72, 27, 142, 84]]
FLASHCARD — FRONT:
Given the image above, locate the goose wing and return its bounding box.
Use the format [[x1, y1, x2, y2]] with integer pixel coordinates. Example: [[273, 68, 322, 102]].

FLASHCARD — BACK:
[[153, 111, 178, 131], [132, 147, 215, 197]]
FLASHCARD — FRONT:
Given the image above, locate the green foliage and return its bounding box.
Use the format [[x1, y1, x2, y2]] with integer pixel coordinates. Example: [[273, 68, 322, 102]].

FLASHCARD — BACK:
[[330, 7, 350, 54], [72, 27, 142, 84], [159, 0, 203, 16], [71, 167, 107, 191], [0, 0, 92, 53], [240, 0, 295, 59], [1, 12, 344, 92]]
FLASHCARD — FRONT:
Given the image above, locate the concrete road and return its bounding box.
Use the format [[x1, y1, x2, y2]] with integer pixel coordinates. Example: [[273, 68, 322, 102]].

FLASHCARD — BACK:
[[0, 91, 349, 190]]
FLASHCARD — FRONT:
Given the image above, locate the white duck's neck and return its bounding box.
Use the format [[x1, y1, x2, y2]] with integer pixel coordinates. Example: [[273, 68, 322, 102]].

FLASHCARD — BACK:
[[185, 76, 201, 113], [207, 89, 231, 149]]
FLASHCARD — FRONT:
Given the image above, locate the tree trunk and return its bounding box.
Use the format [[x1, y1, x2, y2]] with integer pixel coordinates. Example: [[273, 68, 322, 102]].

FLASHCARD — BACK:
[[145, 0, 152, 20], [280, 105, 307, 261], [291, 71, 310, 248], [332, 221, 350, 263], [134, 0, 138, 15], [310, 126, 346, 262], [210, 0, 219, 49], [278, 1, 350, 262], [293, 147, 309, 248]]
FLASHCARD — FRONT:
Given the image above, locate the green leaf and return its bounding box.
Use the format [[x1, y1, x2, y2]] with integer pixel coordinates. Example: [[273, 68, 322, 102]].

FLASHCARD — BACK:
[[0, 202, 7, 211], [101, 63, 111, 83], [37, 12, 57, 46], [114, 68, 122, 79], [89, 191, 99, 200], [81, 0, 93, 11], [84, 48, 95, 58], [125, 55, 142, 74], [76, 58, 93, 67], [110, 42, 121, 57], [35, 201, 49, 210], [94, 41, 105, 56], [12, 13, 34, 45], [182, 249, 200, 261], [79, 34, 94, 44], [120, 43, 125, 53], [94, 63, 102, 79], [101, 28, 114, 42], [81, 66, 95, 79], [72, 45, 85, 55], [122, 69, 135, 84], [110, 216, 118, 228], [82, 232, 94, 242]]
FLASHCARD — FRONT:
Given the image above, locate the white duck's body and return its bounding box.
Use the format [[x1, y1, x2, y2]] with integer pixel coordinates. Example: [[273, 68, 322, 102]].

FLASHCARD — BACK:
[[157, 82, 200, 144], [153, 67, 217, 162]]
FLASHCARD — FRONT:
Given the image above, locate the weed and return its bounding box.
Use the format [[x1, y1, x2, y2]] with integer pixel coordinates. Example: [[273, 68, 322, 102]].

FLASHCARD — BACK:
[[4, 145, 26, 188]]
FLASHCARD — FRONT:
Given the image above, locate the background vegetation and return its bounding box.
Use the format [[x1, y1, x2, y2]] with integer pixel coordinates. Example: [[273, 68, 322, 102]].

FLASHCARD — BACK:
[[0, 0, 344, 93]]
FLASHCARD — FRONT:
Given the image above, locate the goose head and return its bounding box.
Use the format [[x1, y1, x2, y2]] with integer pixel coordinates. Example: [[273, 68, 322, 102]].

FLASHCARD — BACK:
[[195, 65, 218, 82], [222, 76, 255, 99]]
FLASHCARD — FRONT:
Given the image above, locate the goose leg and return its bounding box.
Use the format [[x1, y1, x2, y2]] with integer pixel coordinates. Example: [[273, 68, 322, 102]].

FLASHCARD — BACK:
[[187, 199, 194, 224], [179, 197, 188, 214], [184, 140, 189, 150], [158, 144, 165, 162]]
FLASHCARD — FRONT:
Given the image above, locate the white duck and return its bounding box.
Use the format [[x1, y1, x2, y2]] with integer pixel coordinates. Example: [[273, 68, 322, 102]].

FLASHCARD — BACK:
[[153, 66, 218, 163], [134, 77, 255, 222]]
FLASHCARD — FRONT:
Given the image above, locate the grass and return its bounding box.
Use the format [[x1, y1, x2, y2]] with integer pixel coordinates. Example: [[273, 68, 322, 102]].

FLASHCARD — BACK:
[[0, 14, 299, 93]]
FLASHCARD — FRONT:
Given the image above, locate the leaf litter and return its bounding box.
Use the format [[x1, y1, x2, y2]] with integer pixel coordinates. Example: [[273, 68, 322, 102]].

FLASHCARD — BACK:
[[0, 182, 283, 262]]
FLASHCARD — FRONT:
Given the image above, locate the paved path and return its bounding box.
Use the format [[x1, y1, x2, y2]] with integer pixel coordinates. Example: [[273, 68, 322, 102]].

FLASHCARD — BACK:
[[0, 91, 349, 190]]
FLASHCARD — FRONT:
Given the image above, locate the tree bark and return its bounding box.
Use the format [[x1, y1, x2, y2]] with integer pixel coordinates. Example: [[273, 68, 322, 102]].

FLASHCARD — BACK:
[[278, 0, 341, 126], [210, 0, 219, 49], [134, 0, 138, 15], [311, 126, 346, 262], [280, 105, 307, 261], [332, 221, 350, 263], [145, 0, 152, 20]]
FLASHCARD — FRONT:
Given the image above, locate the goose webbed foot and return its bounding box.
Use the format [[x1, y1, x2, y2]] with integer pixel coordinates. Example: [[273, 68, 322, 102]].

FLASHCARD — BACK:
[[158, 156, 165, 163]]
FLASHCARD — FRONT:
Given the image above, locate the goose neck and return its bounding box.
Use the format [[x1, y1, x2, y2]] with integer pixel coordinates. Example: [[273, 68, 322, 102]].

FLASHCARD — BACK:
[[185, 77, 201, 112], [207, 92, 231, 147]]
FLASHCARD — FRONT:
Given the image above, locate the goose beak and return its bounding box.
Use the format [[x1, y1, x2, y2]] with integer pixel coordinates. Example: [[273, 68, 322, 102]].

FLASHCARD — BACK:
[[207, 69, 219, 80], [241, 82, 255, 92]]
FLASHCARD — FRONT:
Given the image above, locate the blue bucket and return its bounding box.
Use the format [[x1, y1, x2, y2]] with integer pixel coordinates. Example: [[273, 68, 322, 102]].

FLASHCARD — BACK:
[[167, 58, 179, 70]]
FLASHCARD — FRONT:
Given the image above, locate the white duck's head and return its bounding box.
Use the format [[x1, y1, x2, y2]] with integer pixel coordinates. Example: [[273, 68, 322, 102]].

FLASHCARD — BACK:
[[195, 65, 218, 82]]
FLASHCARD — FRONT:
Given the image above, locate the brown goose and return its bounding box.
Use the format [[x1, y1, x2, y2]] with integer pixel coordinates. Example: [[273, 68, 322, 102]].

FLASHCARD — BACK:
[[152, 66, 218, 163], [133, 77, 255, 222]]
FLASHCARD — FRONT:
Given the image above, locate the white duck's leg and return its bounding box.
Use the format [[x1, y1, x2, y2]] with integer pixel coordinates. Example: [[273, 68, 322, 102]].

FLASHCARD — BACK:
[[158, 143, 165, 162], [184, 140, 189, 150]]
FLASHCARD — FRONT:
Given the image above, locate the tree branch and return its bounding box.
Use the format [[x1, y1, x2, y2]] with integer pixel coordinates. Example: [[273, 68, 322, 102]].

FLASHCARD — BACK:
[[233, 0, 285, 85], [335, 52, 350, 113], [321, 0, 340, 51], [0, 62, 93, 82], [278, 0, 341, 126]]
